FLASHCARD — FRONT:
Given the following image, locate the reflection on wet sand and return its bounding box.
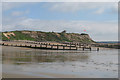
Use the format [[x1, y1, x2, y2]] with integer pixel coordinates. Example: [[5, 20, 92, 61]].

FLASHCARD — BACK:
[[2, 46, 118, 78], [3, 48, 89, 65]]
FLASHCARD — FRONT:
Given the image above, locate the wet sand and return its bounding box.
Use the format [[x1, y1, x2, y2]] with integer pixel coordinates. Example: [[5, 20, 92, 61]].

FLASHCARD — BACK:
[[3, 72, 82, 78], [3, 73, 43, 78], [2, 46, 118, 78]]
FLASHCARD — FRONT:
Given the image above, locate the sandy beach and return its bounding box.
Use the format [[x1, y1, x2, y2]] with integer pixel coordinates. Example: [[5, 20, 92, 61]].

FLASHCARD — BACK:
[[2, 46, 118, 78]]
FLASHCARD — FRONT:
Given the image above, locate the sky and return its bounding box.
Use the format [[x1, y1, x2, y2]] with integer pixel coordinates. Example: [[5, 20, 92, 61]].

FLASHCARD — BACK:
[[2, 2, 118, 41]]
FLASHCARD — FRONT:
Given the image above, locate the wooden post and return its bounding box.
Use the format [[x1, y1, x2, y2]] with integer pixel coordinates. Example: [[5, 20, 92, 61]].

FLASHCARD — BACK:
[[77, 43, 78, 45], [83, 47, 84, 51], [90, 47, 91, 51], [51, 45, 53, 49], [70, 44, 71, 50], [97, 48, 99, 51], [75, 43, 77, 47], [79, 43, 81, 48], [57, 44, 59, 50], [40, 44, 42, 47], [63, 46, 65, 50], [76, 47, 77, 50], [46, 44, 47, 48]]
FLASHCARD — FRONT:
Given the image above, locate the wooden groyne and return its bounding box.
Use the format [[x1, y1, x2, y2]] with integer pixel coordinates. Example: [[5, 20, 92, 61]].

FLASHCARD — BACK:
[[63, 42, 99, 51], [63, 42, 89, 48], [0, 41, 78, 50], [0, 41, 99, 51]]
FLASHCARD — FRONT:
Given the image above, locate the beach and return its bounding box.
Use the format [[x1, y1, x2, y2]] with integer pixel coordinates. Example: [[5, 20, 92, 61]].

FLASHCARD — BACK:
[[1, 45, 118, 78]]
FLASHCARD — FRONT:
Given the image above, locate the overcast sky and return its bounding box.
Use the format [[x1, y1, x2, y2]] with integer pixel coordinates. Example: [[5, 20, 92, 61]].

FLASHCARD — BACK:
[[2, 2, 118, 41]]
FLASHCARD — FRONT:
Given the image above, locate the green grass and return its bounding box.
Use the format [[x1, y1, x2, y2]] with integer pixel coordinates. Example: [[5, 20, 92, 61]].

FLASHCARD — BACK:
[[2, 31, 35, 41], [1, 30, 94, 43]]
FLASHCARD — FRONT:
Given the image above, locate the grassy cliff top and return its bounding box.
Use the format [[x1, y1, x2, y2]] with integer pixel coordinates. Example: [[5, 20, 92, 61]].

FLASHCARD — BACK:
[[1, 30, 94, 43]]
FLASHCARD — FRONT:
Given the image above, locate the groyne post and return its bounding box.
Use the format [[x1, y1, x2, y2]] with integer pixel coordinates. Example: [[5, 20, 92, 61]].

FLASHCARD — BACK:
[[90, 47, 91, 51], [63, 46, 65, 50], [45, 44, 47, 48], [51, 45, 53, 49], [57, 44, 59, 50], [76, 47, 78, 50], [35, 45, 37, 48], [70, 44, 71, 50], [97, 48, 99, 51], [83, 47, 85, 51]]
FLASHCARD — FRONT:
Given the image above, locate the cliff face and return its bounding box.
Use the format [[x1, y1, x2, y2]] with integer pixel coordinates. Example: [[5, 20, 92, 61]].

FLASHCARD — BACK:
[[2, 30, 94, 43]]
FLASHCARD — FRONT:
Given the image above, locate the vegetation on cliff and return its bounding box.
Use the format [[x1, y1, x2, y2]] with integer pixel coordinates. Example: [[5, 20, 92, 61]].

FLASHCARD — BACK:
[[1, 30, 94, 43]]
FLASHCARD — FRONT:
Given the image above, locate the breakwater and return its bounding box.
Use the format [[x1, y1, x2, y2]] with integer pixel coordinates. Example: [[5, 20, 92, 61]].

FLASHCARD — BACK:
[[0, 41, 99, 51]]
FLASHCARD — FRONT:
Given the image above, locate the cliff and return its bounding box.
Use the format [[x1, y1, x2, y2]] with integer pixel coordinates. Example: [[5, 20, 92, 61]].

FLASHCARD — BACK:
[[1, 30, 94, 43]]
